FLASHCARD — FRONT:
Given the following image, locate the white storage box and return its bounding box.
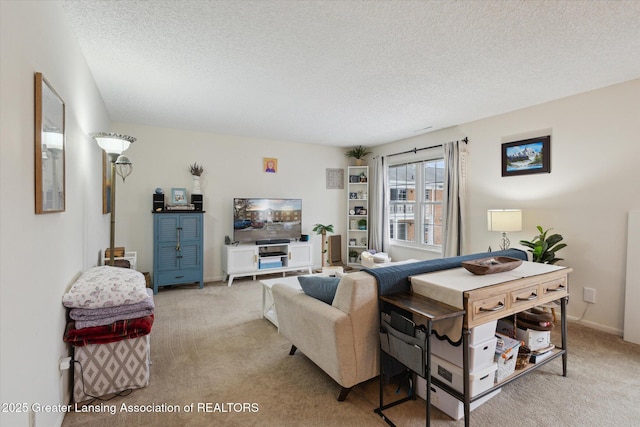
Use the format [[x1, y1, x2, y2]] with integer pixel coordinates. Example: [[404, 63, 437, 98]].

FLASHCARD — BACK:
[[416, 378, 501, 420], [515, 327, 551, 351], [468, 320, 498, 345], [430, 335, 497, 371], [497, 318, 551, 351], [494, 333, 521, 383], [430, 354, 497, 397]]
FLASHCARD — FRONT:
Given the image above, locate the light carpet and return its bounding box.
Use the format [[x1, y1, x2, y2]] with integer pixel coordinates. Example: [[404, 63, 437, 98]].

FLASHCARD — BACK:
[[62, 276, 640, 427]]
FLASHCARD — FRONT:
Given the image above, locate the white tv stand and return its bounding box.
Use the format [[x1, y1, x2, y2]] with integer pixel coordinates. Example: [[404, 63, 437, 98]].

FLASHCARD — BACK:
[[222, 241, 313, 286]]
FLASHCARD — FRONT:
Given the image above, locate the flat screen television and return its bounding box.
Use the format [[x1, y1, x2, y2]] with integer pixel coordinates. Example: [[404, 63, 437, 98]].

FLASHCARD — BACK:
[[233, 198, 302, 244]]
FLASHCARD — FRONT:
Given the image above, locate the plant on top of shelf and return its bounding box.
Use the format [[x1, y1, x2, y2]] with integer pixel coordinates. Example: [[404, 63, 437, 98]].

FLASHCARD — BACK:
[[345, 145, 372, 165], [312, 224, 334, 266], [188, 162, 204, 176], [519, 226, 567, 264]]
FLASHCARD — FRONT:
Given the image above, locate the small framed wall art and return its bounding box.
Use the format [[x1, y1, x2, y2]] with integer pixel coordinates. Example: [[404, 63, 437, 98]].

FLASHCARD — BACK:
[[326, 168, 344, 189], [264, 158, 277, 173], [171, 188, 187, 204], [502, 135, 551, 177]]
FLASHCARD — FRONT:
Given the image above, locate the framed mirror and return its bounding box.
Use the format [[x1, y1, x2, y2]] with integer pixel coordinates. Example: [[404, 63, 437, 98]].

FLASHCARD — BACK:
[[35, 72, 65, 214]]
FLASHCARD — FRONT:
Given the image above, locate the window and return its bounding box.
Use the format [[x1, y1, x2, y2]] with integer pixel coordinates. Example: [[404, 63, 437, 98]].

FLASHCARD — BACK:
[[388, 158, 444, 249]]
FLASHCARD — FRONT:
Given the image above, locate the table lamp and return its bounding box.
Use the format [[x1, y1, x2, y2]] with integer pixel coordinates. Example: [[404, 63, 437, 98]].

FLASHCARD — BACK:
[[487, 209, 522, 250]]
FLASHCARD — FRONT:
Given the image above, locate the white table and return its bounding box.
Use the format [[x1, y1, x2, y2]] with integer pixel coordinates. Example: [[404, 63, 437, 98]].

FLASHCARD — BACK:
[[259, 275, 305, 327]]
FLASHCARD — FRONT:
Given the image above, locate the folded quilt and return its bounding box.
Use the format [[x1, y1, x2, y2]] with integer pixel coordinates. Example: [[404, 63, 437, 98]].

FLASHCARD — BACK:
[[62, 266, 148, 309], [73, 309, 154, 329], [69, 289, 154, 321], [63, 314, 154, 346]]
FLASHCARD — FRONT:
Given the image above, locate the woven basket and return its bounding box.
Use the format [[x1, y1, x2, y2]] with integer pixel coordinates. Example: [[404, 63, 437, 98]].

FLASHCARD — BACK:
[[516, 345, 532, 370]]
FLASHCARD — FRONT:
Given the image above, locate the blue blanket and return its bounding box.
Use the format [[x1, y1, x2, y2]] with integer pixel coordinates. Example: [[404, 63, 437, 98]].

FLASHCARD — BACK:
[[364, 248, 528, 296]]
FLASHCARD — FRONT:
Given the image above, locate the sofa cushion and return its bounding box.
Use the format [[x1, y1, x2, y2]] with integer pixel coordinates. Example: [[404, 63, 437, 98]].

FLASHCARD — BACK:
[[298, 276, 341, 304]]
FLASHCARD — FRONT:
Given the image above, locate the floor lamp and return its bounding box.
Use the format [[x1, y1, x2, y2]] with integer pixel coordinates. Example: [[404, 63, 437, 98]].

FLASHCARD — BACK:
[[487, 209, 522, 250], [90, 132, 137, 266]]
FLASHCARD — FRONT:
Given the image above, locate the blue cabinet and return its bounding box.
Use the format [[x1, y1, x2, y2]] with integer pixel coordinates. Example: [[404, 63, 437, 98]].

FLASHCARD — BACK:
[[153, 212, 204, 294]]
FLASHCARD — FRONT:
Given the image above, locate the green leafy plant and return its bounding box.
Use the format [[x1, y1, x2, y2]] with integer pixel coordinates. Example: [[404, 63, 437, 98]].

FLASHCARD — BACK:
[[188, 162, 204, 176], [312, 224, 334, 266], [344, 145, 372, 160], [519, 226, 567, 264]]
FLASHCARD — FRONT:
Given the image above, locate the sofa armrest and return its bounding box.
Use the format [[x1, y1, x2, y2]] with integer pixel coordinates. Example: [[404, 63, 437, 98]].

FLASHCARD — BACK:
[[331, 272, 379, 377], [273, 284, 357, 386]]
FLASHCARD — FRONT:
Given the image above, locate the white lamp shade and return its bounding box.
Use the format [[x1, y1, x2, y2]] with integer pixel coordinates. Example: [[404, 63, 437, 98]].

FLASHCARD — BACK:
[[487, 209, 522, 232], [115, 155, 133, 181], [90, 132, 136, 155]]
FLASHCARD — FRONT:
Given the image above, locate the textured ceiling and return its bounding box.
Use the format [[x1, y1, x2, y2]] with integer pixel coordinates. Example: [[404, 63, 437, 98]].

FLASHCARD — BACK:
[[60, 0, 640, 147]]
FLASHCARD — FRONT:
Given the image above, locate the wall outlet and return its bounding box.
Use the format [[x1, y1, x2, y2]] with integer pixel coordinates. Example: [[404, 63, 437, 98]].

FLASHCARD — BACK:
[[59, 356, 71, 371], [584, 287, 596, 304]]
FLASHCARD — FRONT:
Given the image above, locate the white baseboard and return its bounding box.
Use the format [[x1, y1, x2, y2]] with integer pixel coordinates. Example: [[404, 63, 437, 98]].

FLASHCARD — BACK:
[[567, 316, 622, 336], [205, 275, 225, 283]]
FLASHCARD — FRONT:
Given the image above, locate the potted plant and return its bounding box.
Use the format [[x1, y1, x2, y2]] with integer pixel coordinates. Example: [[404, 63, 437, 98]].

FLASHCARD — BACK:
[[349, 250, 358, 263], [188, 162, 204, 176], [519, 226, 567, 264], [312, 224, 334, 267], [345, 145, 372, 166], [358, 218, 367, 230], [188, 163, 204, 195]]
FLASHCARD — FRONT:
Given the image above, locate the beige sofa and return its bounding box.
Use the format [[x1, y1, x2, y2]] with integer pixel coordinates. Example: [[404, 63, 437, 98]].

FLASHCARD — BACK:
[[271, 249, 530, 401], [272, 271, 379, 400]]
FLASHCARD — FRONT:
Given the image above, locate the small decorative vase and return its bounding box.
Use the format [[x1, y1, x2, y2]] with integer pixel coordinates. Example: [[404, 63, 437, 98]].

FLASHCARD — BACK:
[[192, 176, 202, 195]]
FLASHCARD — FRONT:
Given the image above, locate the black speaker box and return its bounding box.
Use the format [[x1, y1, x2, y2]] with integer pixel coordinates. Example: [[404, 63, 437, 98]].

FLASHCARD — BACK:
[[191, 194, 203, 211], [153, 193, 164, 212]]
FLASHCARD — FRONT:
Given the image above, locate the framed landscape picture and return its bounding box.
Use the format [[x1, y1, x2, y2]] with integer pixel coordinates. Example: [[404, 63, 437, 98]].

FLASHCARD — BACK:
[[502, 135, 551, 177]]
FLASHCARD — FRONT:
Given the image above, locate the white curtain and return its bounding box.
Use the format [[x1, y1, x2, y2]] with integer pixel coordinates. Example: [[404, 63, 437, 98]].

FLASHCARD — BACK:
[[369, 155, 389, 252], [441, 140, 467, 257]]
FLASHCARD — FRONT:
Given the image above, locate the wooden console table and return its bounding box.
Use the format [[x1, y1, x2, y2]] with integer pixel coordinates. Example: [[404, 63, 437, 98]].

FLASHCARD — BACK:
[[377, 262, 572, 427]]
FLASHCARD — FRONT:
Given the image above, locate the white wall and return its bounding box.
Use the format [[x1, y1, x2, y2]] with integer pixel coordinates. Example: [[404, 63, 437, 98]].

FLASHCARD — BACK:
[[374, 79, 640, 335], [107, 123, 348, 282], [0, 2, 112, 427]]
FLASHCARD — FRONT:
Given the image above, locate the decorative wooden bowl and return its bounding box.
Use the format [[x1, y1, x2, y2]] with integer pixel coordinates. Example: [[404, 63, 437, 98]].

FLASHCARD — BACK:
[[461, 256, 523, 275]]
